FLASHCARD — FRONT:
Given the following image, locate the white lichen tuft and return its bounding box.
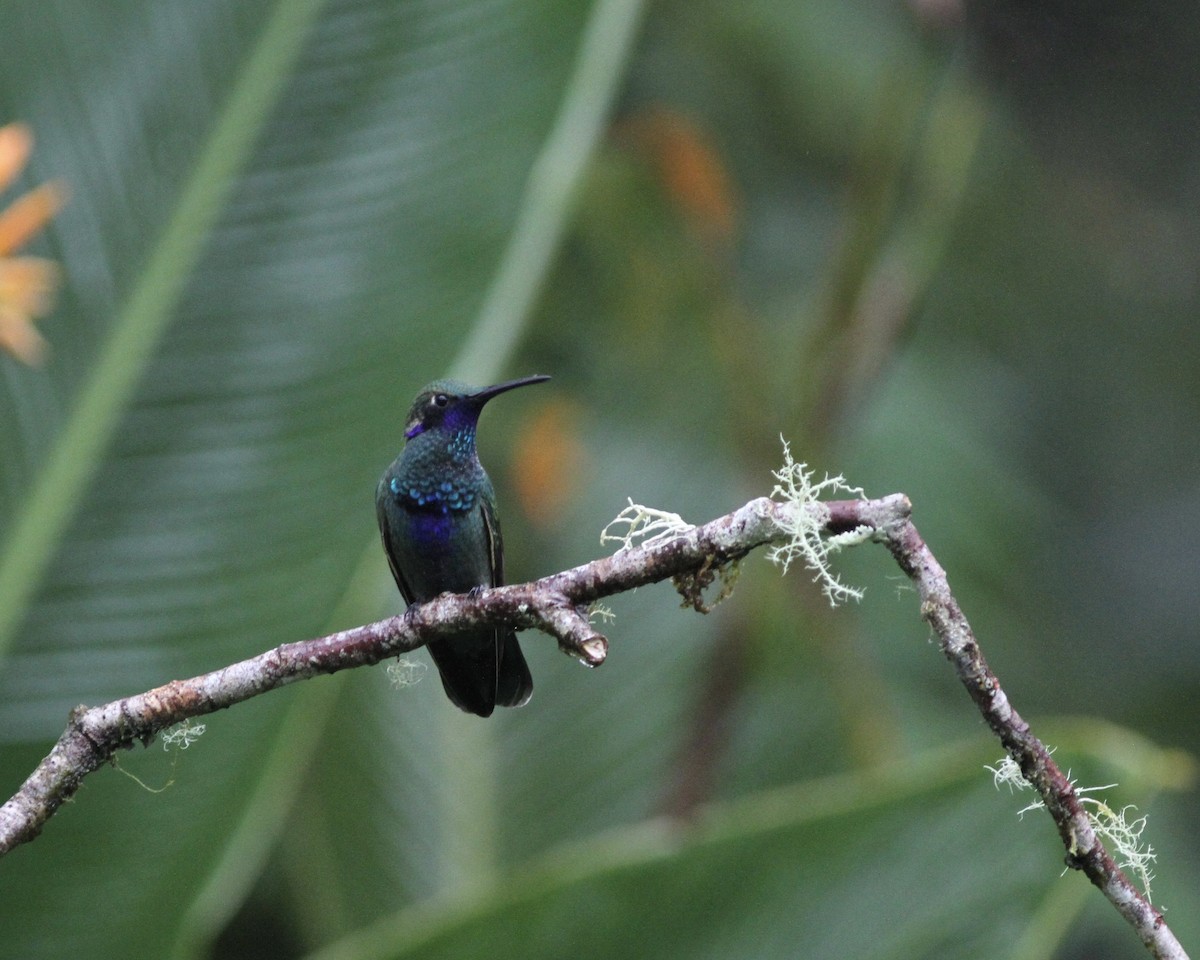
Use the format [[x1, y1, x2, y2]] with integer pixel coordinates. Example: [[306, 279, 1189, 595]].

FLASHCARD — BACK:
[[386, 658, 428, 688], [161, 718, 206, 751], [589, 603, 616, 624], [601, 499, 694, 553], [985, 756, 1052, 817], [767, 438, 868, 606], [987, 754, 1157, 901], [986, 754, 1030, 792]]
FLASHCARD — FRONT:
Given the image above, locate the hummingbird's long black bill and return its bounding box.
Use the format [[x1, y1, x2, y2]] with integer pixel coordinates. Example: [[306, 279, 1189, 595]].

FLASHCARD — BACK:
[[468, 374, 551, 405]]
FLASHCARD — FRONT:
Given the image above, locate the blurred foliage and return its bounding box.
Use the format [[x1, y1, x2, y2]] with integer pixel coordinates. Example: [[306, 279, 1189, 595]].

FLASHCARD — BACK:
[[0, 1, 1197, 959]]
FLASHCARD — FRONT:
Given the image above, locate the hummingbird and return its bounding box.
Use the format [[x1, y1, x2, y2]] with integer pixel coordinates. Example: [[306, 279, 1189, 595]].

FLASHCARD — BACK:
[[376, 374, 550, 717]]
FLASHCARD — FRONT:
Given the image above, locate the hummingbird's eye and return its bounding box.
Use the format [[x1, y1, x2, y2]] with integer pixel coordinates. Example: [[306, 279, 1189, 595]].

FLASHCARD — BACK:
[[433, 394, 449, 408]]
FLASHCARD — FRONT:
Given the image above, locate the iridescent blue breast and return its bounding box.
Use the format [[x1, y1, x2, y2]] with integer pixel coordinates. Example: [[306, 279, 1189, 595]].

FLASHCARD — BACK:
[[389, 474, 477, 514]]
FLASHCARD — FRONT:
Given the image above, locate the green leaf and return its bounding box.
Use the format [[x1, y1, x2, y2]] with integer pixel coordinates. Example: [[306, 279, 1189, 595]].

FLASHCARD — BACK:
[[303, 743, 1075, 960]]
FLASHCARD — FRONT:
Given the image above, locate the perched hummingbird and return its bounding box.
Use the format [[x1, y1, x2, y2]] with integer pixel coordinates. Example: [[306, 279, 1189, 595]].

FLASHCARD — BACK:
[[376, 375, 550, 717]]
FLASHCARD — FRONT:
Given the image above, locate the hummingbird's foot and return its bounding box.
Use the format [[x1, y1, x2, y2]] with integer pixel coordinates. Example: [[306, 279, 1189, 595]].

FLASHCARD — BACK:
[[466, 585, 487, 599]]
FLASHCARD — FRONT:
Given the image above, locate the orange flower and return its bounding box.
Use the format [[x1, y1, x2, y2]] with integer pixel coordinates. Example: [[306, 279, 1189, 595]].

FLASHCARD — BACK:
[[0, 122, 67, 365]]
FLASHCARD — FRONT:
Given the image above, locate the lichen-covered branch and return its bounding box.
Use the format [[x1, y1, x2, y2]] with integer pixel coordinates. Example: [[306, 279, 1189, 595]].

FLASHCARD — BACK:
[[0, 490, 1188, 960], [869, 505, 1188, 960], [0, 495, 800, 857]]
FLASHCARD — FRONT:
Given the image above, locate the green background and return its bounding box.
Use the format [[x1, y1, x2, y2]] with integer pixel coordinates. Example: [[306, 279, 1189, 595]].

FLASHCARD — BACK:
[[0, 1, 1196, 957]]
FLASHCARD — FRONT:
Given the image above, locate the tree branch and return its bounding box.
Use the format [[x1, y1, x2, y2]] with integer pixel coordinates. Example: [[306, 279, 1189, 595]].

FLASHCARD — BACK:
[[0, 493, 1188, 959]]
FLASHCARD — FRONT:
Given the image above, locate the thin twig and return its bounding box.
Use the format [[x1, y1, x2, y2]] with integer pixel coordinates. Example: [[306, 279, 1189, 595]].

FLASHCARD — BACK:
[[869, 504, 1188, 960], [0, 494, 1188, 960]]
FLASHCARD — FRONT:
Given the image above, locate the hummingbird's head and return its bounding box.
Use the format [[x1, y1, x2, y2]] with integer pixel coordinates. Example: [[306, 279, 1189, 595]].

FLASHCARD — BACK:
[[403, 375, 550, 441]]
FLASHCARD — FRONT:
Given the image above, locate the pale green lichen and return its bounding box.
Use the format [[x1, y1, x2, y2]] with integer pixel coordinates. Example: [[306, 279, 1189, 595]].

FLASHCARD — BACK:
[[987, 754, 1157, 901], [386, 657, 428, 688], [600, 441, 867, 608], [600, 499, 693, 553], [767, 438, 868, 606], [117, 718, 207, 794], [160, 718, 206, 751]]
